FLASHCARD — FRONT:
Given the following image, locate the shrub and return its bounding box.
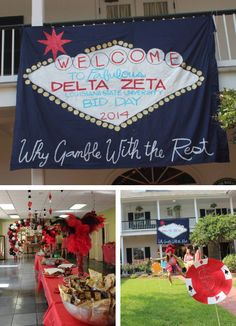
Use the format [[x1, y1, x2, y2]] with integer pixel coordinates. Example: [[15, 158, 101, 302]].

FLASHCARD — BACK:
[[223, 254, 236, 272], [121, 260, 152, 275]]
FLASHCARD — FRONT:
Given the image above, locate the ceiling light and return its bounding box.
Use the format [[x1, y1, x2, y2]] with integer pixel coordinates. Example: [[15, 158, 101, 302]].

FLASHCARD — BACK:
[[9, 215, 20, 219], [0, 204, 15, 210], [59, 214, 69, 218], [69, 204, 87, 210], [0, 284, 9, 288]]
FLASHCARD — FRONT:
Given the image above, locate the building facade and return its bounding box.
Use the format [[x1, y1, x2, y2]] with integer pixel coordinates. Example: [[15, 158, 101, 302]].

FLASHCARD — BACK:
[[120, 190, 236, 264], [0, 0, 236, 185]]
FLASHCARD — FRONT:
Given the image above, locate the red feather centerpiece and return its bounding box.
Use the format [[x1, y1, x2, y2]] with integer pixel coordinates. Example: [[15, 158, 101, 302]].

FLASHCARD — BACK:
[[54, 212, 105, 276]]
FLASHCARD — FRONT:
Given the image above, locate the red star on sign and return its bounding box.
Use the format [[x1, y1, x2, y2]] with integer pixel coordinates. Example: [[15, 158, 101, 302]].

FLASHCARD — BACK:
[[38, 28, 71, 61]]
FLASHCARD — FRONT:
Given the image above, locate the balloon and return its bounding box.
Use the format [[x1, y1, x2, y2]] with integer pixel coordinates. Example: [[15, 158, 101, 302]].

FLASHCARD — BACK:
[[152, 262, 162, 273], [185, 258, 232, 304]]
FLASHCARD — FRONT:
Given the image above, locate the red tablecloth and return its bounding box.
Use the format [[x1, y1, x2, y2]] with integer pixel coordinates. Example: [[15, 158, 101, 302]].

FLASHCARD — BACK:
[[102, 244, 115, 265], [34, 254, 44, 271], [43, 302, 88, 326], [34, 255, 90, 326]]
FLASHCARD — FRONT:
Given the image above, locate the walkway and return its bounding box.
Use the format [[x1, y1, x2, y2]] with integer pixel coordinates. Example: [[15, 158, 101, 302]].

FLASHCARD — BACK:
[[219, 279, 236, 316]]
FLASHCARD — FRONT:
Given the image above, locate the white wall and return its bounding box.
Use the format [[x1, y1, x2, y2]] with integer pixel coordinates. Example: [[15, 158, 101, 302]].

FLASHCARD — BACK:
[[0, 0, 31, 24], [174, 0, 236, 13], [90, 229, 103, 261], [123, 234, 157, 263], [44, 0, 98, 23], [2, 221, 12, 259], [122, 202, 157, 221]]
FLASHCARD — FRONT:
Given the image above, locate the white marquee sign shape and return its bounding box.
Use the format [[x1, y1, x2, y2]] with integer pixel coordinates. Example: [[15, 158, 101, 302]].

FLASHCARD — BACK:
[[24, 41, 204, 131], [158, 222, 188, 238]]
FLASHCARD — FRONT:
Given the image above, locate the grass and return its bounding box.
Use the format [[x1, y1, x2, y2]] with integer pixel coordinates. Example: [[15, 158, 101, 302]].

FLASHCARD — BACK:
[[233, 280, 236, 287], [121, 277, 236, 326]]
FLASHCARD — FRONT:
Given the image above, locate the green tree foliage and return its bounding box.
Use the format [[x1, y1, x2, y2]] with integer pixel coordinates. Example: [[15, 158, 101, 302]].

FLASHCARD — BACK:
[[190, 214, 236, 245], [217, 88, 236, 130], [223, 254, 236, 272]]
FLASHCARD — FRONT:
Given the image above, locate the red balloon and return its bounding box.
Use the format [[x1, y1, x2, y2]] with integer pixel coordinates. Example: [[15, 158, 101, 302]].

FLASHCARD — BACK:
[[28, 201, 32, 207], [186, 258, 232, 304]]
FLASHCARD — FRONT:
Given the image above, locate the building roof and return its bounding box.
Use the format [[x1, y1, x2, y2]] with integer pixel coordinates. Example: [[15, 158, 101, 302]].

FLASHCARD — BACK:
[[121, 189, 236, 202]]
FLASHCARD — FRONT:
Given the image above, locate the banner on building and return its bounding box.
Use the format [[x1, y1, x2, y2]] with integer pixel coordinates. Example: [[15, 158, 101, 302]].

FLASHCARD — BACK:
[[157, 218, 190, 244], [11, 17, 229, 169]]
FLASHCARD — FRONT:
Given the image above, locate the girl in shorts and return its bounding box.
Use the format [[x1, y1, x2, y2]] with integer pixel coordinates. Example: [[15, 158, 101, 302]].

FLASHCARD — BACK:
[[165, 245, 186, 284]]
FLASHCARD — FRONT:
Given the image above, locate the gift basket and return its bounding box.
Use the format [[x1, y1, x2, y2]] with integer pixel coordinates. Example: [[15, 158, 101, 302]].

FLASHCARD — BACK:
[[59, 269, 115, 325]]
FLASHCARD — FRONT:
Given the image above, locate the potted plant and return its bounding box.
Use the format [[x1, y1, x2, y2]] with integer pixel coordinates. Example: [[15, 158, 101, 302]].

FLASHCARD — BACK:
[[210, 203, 217, 209], [135, 206, 143, 212]]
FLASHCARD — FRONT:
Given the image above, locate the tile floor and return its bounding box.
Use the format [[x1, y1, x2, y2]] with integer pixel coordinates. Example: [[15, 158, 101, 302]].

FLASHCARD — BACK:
[[0, 255, 114, 326], [0, 255, 47, 326]]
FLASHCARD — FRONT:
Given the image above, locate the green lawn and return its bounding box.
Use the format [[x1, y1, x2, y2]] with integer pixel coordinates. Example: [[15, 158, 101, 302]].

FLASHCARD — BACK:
[[121, 278, 236, 326], [233, 280, 236, 287]]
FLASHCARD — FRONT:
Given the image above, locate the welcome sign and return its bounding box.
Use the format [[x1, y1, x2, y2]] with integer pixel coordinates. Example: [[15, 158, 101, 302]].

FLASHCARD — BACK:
[[157, 218, 190, 244], [11, 17, 229, 169]]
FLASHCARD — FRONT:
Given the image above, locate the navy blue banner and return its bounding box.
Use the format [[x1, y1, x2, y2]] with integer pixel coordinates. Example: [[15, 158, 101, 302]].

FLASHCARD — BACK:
[[157, 218, 189, 244], [11, 17, 229, 169]]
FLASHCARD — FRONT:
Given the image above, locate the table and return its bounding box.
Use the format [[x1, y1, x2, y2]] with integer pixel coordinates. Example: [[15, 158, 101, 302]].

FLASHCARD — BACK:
[[34, 254, 43, 271], [25, 242, 41, 254], [43, 302, 88, 326], [34, 255, 90, 326]]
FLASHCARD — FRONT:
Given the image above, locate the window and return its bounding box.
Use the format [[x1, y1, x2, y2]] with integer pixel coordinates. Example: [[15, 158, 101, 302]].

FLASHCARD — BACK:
[[200, 208, 234, 217], [133, 247, 151, 260], [144, 2, 168, 16], [133, 248, 145, 260], [107, 4, 131, 19], [113, 167, 196, 185], [134, 212, 144, 220]]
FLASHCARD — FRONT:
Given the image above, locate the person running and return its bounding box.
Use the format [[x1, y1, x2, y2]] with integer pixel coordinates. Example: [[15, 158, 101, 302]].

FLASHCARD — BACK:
[[165, 245, 186, 285]]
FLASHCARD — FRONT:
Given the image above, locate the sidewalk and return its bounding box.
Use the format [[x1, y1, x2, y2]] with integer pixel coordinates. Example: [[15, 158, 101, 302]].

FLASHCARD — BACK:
[[218, 280, 236, 316]]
